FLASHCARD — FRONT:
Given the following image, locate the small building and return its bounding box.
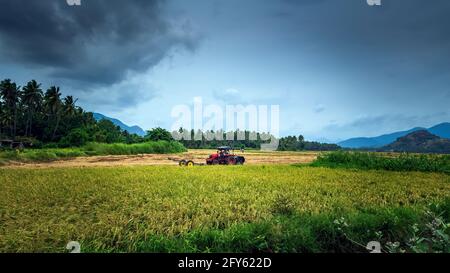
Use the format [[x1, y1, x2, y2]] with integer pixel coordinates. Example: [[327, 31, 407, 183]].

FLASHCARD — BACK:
[[0, 140, 25, 150]]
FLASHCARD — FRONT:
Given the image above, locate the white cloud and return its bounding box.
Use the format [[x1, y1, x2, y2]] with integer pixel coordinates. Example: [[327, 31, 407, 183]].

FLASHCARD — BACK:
[[314, 104, 325, 113]]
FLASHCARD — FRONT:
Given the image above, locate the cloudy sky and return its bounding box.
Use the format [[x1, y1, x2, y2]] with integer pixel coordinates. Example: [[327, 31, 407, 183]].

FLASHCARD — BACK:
[[0, 0, 449, 142]]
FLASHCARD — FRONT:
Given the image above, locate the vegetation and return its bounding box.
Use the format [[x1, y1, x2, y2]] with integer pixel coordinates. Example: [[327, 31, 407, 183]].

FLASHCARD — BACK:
[[145, 127, 174, 142], [0, 78, 148, 147], [0, 141, 186, 165], [83, 141, 186, 156], [0, 165, 448, 253], [176, 129, 340, 151], [0, 79, 196, 158], [1, 78, 448, 254], [381, 130, 450, 154], [176, 129, 273, 150], [311, 151, 450, 174], [278, 135, 340, 151], [0, 78, 339, 153]]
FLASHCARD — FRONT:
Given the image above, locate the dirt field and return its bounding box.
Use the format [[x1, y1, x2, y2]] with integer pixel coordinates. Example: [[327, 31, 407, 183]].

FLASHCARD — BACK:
[[3, 150, 318, 169]]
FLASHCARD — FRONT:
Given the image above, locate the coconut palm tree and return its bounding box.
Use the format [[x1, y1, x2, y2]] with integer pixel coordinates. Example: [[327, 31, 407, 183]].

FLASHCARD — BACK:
[[63, 96, 78, 117], [0, 99, 4, 137], [22, 80, 43, 137], [0, 79, 21, 140], [44, 86, 62, 141]]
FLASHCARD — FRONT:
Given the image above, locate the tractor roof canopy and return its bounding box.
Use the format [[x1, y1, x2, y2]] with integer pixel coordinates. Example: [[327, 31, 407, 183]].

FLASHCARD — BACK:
[[217, 146, 232, 151]]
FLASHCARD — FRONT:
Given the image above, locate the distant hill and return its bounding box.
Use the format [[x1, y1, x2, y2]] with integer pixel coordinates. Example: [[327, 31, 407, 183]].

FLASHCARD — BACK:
[[428, 122, 450, 139], [338, 127, 425, 149], [339, 123, 450, 149], [381, 130, 450, 154], [93, 113, 146, 136]]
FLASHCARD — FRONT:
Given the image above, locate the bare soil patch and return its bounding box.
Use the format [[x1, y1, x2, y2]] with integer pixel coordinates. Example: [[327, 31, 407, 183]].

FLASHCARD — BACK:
[[2, 150, 318, 169]]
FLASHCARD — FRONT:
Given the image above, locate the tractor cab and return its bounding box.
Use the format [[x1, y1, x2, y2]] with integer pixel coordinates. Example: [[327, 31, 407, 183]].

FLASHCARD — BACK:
[[217, 146, 232, 157]]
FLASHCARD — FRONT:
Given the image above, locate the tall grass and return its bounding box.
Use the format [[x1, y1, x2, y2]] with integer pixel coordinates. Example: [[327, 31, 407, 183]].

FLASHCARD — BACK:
[[0, 141, 186, 164], [311, 151, 450, 174], [83, 141, 186, 155], [133, 205, 449, 253]]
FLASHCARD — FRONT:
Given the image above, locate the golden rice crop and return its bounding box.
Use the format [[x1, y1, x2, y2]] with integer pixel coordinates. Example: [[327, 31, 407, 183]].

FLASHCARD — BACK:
[[0, 165, 449, 252]]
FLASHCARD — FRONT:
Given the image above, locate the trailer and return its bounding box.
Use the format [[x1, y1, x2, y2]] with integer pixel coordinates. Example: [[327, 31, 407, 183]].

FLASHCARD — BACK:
[[167, 157, 204, 167]]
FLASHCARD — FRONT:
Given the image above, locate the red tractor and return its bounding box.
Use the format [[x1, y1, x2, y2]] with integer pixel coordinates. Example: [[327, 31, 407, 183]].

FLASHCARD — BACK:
[[206, 146, 245, 165]]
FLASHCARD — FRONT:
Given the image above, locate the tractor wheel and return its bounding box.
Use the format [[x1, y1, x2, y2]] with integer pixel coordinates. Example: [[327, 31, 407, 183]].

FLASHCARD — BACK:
[[236, 157, 245, 165], [186, 160, 195, 167], [179, 160, 187, 166], [212, 160, 219, 165]]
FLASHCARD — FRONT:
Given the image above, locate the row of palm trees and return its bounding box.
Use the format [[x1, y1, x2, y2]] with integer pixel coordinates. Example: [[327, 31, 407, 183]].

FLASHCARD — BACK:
[[0, 79, 80, 141]]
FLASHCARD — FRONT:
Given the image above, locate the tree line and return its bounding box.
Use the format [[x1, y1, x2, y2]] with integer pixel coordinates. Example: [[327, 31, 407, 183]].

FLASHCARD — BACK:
[[169, 128, 340, 151], [1, 78, 341, 151], [172, 129, 273, 150], [0, 79, 143, 147], [277, 135, 340, 151]]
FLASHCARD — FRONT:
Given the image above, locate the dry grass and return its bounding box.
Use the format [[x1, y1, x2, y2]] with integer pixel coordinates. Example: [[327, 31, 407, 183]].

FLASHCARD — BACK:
[[1, 149, 318, 169]]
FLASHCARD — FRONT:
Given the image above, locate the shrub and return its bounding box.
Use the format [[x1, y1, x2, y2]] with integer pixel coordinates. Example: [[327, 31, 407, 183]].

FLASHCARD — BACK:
[[59, 128, 89, 147], [83, 141, 186, 156], [22, 150, 58, 161], [0, 141, 186, 164], [145, 127, 173, 142], [311, 151, 450, 174]]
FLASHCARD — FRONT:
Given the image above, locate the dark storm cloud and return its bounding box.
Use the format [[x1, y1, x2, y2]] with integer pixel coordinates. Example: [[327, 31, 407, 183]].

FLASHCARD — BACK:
[[0, 0, 199, 85], [78, 79, 159, 112], [268, 0, 450, 84], [268, 0, 450, 138]]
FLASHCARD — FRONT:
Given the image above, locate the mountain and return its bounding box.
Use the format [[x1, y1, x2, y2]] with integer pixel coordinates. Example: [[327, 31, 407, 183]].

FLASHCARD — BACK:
[[338, 127, 425, 149], [93, 113, 146, 136], [428, 122, 450, 139], [381, 130, 450, 154], [339, 123, 450, 149]]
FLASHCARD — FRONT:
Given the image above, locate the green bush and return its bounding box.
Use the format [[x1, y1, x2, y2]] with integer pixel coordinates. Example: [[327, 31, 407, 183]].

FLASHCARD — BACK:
[[42, 143, 59, 149], [0, 141, 186, 163], [59, 128, 89, 147], [311, 151, 450, 174], [83, 141, 186, 155], [23, 150, 59, 161], [145, 127, 173, 142]]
